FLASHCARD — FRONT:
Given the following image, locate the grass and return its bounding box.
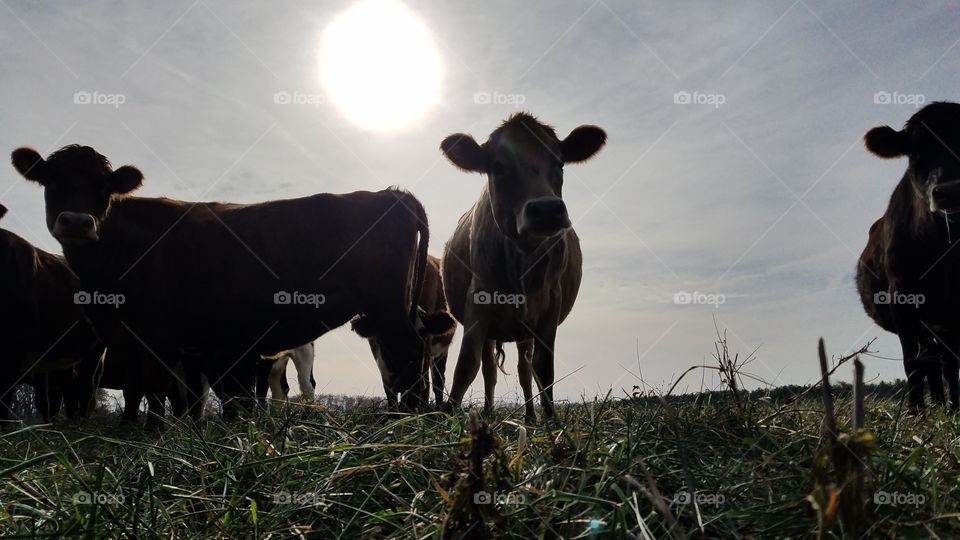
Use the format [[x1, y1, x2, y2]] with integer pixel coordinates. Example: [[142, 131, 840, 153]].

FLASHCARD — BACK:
[[1, 386, 959, 539]]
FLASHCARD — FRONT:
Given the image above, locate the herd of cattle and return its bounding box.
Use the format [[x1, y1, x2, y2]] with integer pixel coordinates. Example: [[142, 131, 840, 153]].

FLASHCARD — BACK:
[[3, 103, 959, 427], [1, 112, 606, 425]]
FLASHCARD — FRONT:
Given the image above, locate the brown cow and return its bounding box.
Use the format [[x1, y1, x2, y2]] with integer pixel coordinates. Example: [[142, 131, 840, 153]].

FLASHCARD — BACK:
[[0, 202, 105, 421], [856, 101, 960, 412], [12, 145, 430, 422], [438, 113, 606, 422], [352, 255, 456, 407]]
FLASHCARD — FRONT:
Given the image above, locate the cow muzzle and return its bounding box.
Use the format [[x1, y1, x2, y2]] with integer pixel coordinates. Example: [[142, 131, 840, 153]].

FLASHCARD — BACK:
[[930, 180, 960, 213], [53, 212, 98, 243], [518, 196, 571, 237]]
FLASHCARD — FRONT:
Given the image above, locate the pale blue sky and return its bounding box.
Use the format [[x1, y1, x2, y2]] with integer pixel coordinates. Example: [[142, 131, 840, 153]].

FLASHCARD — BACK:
[[1, 1, 958, 402]]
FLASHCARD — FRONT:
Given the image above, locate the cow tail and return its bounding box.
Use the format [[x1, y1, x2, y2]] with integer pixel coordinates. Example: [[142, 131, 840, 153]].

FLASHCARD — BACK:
[[407, 193, 429, 323], [495, 341, 507, 374]]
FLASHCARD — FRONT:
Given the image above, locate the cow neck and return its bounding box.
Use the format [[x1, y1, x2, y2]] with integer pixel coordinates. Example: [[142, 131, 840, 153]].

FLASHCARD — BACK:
[[502, 232, 563, 298], [60, 242, 102, 286]]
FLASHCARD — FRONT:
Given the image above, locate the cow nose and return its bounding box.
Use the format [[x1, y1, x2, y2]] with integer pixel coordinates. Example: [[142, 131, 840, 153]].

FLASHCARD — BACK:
[[522, 197, 570, 235], [54, 212, 98, 241]]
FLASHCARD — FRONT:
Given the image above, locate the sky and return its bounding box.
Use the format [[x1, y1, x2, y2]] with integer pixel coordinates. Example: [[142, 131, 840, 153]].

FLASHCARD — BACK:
[[1, 0, 959, 404]]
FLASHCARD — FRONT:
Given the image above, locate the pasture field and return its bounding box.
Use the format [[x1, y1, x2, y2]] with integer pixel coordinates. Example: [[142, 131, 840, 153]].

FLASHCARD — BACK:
[[1, 386, 958, 539]]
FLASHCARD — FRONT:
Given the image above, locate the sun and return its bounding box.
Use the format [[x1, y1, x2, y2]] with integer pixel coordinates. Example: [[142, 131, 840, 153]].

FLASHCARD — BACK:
[[319, 0, 443, 132]]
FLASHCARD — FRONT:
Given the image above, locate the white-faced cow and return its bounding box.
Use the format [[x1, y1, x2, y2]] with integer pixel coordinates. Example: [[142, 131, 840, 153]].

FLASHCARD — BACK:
[[12, 145, 431, 423], [857, 101, 960, 413], [0, 202, 105, 421], [352, 255, 457, 407], [438, 113, 606, 422]]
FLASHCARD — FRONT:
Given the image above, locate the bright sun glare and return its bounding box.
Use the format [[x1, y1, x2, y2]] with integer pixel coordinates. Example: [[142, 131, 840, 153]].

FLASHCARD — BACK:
[[320, 0, 443, 132]]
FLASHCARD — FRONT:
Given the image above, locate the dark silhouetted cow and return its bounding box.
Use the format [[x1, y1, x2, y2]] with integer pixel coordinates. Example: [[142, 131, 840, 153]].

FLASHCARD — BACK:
[[12, 145, 430, 423], [0, 202, 104, 421], [857, 101, 960, 412], [438, 113, 605, 422]]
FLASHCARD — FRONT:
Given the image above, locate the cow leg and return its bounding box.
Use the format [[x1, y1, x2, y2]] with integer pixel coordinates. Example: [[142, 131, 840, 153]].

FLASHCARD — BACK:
[[940, 338, 960, 411], [447, 317, 486, 410], [0, 364, 19, 422], [70, 347, 104, 419], [946, 353, 960, 411], [294, 352, 315, 402], [431, 352, 448, 408], [927, 356, 946, 407], [256, 359, 273, 406], [182, 361, 207, 420], [166, 361, 189, 418], [216, 352, 257, 420], [112, 338, 144, 424], [890, 298, 927, 413], [481, 340, 497, 414], [47, 371, 69, 420], [34, 374, 54, 421], [269, 357, 289, 403], [384, 380, 398, 410], [143, 363, 169, 426], [122, 383, 143, 424], [133, 344, 171, 426], [532, 311, 562, 421], [517, 340, 536, 423]]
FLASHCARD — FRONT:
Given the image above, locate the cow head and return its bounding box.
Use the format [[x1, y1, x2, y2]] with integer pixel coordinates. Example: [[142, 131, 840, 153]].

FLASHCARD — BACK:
[[865, 102, 960, 213], [352, 309, 455, 409], [11, 145, 143, 245], [440, 113, 606, 244]]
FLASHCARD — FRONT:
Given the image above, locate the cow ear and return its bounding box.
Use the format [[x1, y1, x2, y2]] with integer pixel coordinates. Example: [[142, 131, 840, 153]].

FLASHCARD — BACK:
[[420, 312, 456, 336], [440, 134, 486, 173], [0, 203, 7, 220], [11, 147, 46, 183], [350, 315, 377, 338], [864, 126, 908, 158], [560, 125, 606, 163], [110, 165, 143, 195]]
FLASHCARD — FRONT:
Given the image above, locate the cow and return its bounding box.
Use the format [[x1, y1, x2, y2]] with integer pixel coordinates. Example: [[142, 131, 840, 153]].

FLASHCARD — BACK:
[[0, 201, 105, 421], [438, 113, 606, 422], [257, 343, 317, 404], [352, 255, 457, 407], [12, 144, 431, 423], [856, 101, 960, 413]]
